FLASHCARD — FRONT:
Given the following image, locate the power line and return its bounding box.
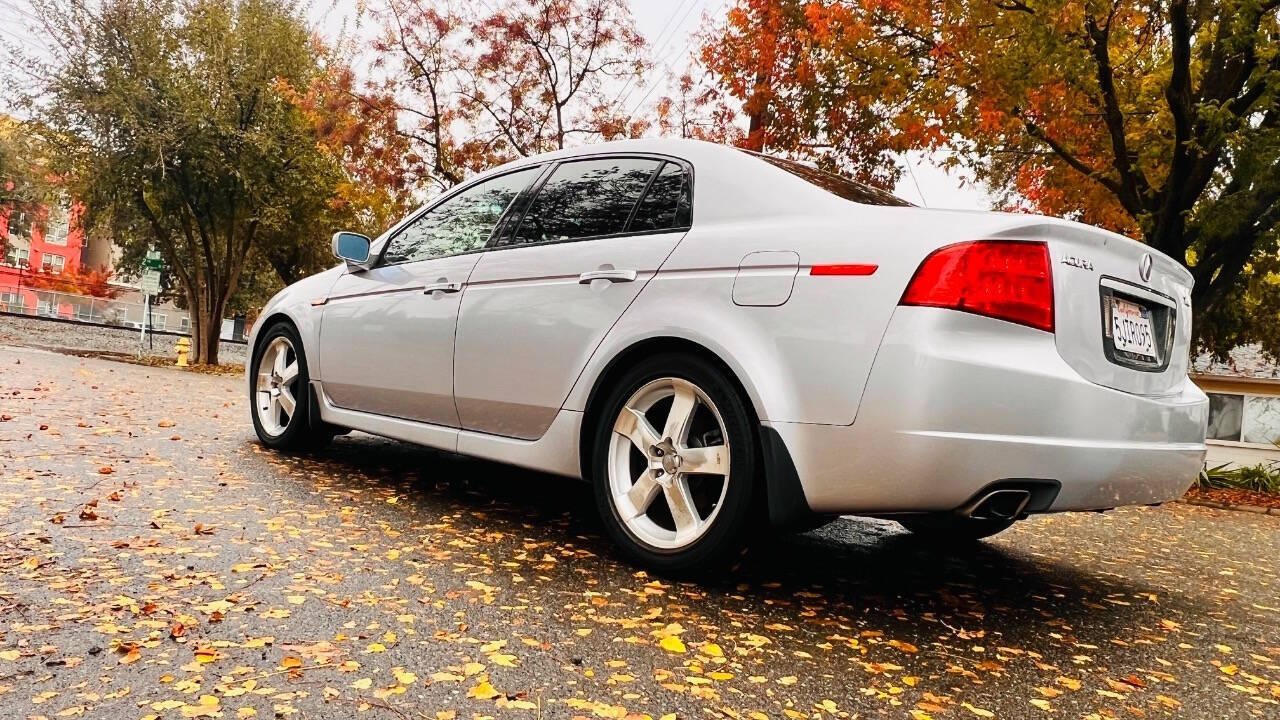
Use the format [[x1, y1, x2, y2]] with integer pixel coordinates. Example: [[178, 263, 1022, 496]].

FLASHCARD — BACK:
[[0, 0, 39, 22], [627, 0, 728, 116], [608, 0, 698, 110], [619, 0, 708, 109]]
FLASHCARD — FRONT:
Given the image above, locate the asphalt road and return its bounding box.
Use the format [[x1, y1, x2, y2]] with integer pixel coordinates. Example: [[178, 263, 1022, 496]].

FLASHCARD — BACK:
[[1, 344, 1277, 720]]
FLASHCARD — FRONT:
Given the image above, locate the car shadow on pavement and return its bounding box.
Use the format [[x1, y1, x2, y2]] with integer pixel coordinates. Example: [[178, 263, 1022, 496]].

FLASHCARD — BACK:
[[262, 432, 1172, 624]]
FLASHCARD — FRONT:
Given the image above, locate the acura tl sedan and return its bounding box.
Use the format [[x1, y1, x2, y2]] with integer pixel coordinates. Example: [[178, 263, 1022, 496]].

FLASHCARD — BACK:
[[248, 138, 1208, 573]]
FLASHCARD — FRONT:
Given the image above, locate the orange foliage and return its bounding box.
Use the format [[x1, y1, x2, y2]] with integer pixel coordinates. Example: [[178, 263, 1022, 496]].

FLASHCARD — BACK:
[[27, 265, 122, 299]]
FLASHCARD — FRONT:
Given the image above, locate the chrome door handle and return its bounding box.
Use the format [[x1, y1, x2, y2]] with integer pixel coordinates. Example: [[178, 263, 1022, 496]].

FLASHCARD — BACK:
[[578, 269, 637, 284], [423, 281, 463, 294]]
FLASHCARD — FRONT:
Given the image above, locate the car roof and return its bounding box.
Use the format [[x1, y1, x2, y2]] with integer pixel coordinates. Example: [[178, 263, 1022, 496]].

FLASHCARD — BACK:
[[482, 138, 880, 226]]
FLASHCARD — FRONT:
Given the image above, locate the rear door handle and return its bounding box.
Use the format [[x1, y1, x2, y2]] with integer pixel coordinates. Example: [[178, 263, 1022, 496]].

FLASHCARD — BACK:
[[578, 269, 637, 284], [423, 281, 463, 294]]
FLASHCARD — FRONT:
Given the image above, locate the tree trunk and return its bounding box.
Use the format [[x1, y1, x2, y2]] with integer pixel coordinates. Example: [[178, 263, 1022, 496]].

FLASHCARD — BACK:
[[182, 277, 225, 366], [745, 71, 770, 152], [197, 303, 221, 366]]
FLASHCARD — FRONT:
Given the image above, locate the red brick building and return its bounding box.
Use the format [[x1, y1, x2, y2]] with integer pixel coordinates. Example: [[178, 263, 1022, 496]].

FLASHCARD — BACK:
[[0, 201, 90, 314]]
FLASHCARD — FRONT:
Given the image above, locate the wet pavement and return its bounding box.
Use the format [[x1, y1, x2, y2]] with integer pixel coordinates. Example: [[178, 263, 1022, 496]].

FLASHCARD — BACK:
[[1, 344, 1277, 719]]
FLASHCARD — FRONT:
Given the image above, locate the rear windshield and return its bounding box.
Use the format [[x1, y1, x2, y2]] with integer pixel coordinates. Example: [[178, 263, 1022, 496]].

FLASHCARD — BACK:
[[745, 151, 914, 207]]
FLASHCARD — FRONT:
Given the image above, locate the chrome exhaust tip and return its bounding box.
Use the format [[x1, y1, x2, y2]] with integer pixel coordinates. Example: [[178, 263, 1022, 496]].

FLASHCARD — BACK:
[[960, 489, 1032, 521]]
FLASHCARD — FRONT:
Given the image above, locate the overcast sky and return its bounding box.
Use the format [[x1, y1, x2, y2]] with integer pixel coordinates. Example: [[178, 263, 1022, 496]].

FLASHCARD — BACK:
[[1, 0, 993, 209]]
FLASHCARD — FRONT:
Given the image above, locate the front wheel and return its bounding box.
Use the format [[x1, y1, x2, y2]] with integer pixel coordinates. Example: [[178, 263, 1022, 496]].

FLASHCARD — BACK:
[[896, 514, 1017, 541], [591, 354, 758, 576], [250, 322, 332, 450]]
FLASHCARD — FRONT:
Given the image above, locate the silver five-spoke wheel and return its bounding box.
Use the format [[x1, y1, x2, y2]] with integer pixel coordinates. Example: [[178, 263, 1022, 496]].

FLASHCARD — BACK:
[[607, 377, 731, 550], [254, 336, 300, 437]]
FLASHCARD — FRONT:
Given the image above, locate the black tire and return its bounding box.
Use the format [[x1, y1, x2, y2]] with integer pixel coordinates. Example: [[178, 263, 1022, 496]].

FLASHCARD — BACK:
[[896, 514, 1016, 541], [249, 321, 334, 450], [590, 353, 758, 576]]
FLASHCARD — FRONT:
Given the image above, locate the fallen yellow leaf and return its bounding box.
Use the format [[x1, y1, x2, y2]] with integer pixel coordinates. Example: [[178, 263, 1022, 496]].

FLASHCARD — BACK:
[[659, 636, 686, 653], [467, 679, 500, 700]]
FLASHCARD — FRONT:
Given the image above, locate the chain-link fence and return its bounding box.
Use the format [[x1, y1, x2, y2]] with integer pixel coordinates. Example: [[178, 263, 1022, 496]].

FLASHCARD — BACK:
[[0, 287, 246, 341]]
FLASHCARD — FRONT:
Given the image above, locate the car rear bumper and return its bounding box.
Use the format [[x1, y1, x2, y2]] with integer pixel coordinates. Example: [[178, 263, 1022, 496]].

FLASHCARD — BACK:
[[770, 307, 1208, 515]]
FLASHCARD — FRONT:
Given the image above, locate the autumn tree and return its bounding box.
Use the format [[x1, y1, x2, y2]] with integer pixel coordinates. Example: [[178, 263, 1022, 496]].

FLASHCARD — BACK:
[[25, 0, 349, 364], [702, 0, 1280, 356], [655, 73, 745, 144], [335, 0, 648, 198], [465, 0, 649, 156], [28, 265, 123, 299]]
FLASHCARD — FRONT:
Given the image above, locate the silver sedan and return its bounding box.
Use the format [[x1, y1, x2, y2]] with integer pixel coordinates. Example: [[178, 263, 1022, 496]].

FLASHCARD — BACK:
[[248, 138, 1208, 574]]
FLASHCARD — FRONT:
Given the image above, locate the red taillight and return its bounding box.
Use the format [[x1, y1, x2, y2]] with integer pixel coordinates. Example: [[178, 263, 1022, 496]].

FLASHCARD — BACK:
[[900, 240, 1054, 332]]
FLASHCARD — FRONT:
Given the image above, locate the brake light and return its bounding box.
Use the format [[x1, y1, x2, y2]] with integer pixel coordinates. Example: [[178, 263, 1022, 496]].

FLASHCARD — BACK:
[[900, 240, 1054, 332]]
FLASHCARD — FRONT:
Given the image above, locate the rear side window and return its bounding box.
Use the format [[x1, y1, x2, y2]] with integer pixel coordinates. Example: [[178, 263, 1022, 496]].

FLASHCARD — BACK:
[[505, 158, 661, 246], [628, 162, 691, 233]]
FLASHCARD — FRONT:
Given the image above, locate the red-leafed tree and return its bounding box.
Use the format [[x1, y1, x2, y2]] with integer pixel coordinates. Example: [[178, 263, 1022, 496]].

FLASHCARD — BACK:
[[336, 0, 650, 197], [463, 0, 649, 157], [27, 265, 123, 298], [655, 73, 745, 145]]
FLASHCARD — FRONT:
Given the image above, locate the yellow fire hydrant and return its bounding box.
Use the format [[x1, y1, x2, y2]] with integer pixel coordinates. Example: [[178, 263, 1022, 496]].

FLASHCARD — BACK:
[[175, 337, 191, 367]]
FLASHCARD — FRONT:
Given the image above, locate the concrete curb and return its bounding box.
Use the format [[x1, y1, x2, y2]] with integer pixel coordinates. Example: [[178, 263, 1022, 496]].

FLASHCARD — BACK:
[[1178, 497, 1280, 515]]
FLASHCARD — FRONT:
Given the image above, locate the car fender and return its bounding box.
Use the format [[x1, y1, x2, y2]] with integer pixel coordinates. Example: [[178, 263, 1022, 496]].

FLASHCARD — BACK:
[[245, 266, 344, 387]]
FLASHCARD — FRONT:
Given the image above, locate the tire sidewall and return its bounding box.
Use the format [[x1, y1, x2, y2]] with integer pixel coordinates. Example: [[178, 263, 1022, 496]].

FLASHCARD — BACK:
[[591, 353, 757, 575], [250, 322, 313, 449]]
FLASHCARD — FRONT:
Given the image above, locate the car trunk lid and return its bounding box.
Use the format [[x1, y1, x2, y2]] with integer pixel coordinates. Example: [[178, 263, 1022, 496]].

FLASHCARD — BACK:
[[991, 219, 1193, 396]]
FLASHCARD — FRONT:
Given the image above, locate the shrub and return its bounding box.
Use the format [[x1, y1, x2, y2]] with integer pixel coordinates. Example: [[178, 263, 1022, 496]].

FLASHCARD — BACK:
[[1198, 461, 1280, 494]]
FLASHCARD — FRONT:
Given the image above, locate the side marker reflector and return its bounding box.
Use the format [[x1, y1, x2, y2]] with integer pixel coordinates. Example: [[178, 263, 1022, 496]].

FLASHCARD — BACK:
[[810, 264, 878, 276]]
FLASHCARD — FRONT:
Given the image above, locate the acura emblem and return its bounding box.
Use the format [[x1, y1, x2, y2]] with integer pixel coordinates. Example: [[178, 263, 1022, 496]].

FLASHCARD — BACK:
[[1138, 253, 1153, 282]]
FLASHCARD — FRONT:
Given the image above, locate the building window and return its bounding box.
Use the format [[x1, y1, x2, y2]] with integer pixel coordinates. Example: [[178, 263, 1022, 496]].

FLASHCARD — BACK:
[[41, 254, 65, 273], [6, 210, 31, 239], [3, 246, 29, 267], [0, 291, 24, 311], [148, 312, 167, 330], [1206, 392, 1280, 446], [180, 316, 190, 331]]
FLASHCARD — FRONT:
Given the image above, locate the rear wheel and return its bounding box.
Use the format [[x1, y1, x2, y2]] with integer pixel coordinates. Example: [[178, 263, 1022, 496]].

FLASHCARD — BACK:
[[250, 322, 333, 450], [592, 354, 757, 576], [896, 514, 1016, 541]]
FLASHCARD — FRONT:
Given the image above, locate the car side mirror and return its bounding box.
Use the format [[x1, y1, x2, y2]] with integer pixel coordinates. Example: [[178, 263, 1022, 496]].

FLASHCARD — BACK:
[[332, 231, 372, 270]]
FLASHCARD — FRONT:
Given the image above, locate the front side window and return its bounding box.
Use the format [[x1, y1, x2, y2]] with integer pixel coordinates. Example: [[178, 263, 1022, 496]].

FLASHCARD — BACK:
[[42, 254, 65, 273], [382, 167, 540, 266], [504, 158, 662, 246]]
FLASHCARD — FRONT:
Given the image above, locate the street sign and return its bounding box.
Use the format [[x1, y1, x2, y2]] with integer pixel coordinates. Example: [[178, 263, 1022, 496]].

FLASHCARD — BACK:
[[140, 269, 162, 295], [143, 250, 165, 271]]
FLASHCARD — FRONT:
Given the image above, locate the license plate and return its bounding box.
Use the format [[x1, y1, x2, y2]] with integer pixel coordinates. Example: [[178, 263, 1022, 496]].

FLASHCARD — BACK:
[[1109, 297, 1157, 360]]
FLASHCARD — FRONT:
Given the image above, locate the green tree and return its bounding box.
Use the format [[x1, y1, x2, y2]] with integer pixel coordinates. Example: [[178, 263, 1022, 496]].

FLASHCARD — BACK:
[[26, 0, 345, 364], [0, 117, 55, 263], [0, 118, 49, 207]]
